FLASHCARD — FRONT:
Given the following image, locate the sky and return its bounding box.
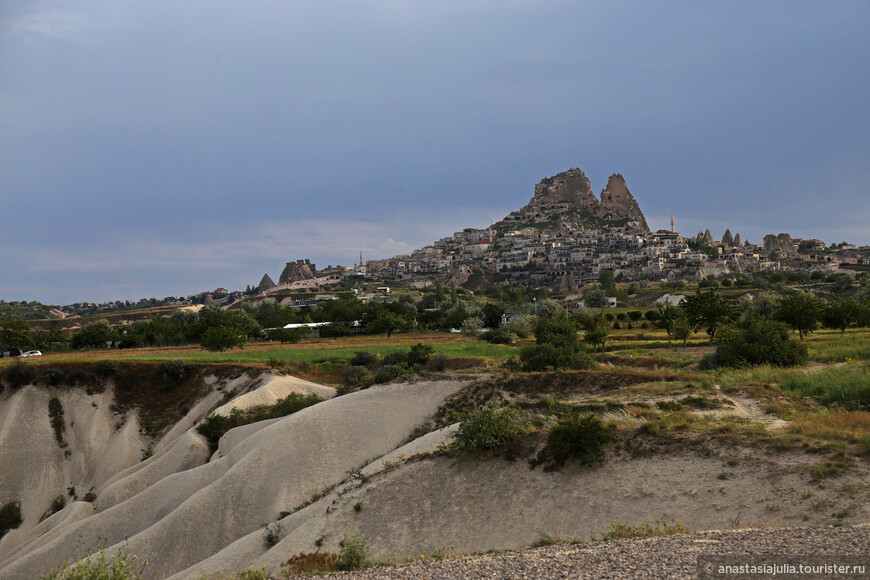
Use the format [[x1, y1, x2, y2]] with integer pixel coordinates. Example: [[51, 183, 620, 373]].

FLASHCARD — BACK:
[[1, 1, 868, 305]]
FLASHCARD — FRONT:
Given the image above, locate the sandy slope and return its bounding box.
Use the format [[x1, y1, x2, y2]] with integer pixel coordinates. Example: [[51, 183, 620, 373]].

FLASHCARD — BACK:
[[0, 379, 464, 579]]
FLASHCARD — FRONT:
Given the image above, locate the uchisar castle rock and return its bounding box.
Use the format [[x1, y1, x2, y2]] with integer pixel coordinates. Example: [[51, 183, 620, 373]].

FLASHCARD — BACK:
[[256, 167, 833, 294]]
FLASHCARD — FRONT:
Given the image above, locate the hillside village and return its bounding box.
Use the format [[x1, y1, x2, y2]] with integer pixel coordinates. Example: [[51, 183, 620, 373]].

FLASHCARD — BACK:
[[254, 168, 869, 299]]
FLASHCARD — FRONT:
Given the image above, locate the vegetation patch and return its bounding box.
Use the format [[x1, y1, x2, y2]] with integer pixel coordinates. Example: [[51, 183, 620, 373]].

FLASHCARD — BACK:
[[442, 406, 523, 458], [196, 392, 323, 454], [544, 413, 615, 467], [48, 397, 67, 447], [780, 366, 870, 410], [0, 500, 23, 539], [41, 542, 146, 580], [40, 495, 66, 522], [597, 520, 691, 540], [788, 411, 870, 444]]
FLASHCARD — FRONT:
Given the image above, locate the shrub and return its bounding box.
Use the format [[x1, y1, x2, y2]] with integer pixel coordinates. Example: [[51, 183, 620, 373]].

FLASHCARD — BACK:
[[96, 360, 122, 377], [48, 397, 66, 446], [520, 343, 595, 372], [282, 551, 340, 575], [0, 500, 23, 538], [161, 359, 191, 381], [269, 393, 322, 418], [372, 363, 412, 385], [349, 351, 378, 366], [407, 343, 435, 366], [196, 414, 232, 455], [380, 351, 409, 367], [342, 366, 372, 391], [263, 521, 282, 548], [2, 360, 34, 389], [40, 368, 66, 386], [481, 328, 518, 345], [40, 495, 66, 522], [546, 413, 615, 467], [446, 406, 522, 456], [714, 315, 808, 368], [337, 536, 374, 571], [425, 354, 448, 372], [41, 542, 146, 580]]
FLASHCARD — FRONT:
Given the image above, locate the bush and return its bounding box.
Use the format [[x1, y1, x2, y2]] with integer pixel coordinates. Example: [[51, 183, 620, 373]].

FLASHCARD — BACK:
[[269, 393, 323, 418], [480, 328, 518, 345], [546, 414, 615, 467], [446, 406, 522, 457], [520, 343, 595, 372], [40, 368, 66, 386], [161, 360, 191, 381], [372, 363, 412, 385], [425, 354, 448, 372], [40, 495, 66, 522], [407, 343, 435, 366], [349, 351, 378, 366], [0, 500, 22, 538], [337, 536, 374, 571], [380, 351, 409, 367], [342, 366, 372, 391], [96, 360, 122, 377], [41, 542, 146, 580], [714, 315, 808, 368], [2, 360, 34, 389]]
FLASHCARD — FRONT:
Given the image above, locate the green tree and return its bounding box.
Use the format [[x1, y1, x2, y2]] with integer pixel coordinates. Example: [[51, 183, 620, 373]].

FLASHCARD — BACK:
[[821, 296, 859, 336], [265, 327, 302, 344], [581, 315, 610, 352], [713, 313, 808, 367], [599, 270, 617, 296], [200, 325, 246, 352], [366, 312, 408, 338], [0, 318, 34, 351], [583, 286, 608, 308], [680, 290, 735, 344], [69, 320, 120, 349], [774, 291, 824, 340]]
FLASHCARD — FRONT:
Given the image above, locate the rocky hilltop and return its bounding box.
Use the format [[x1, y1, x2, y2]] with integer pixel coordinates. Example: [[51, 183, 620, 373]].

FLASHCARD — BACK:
[[497, 168, 650, 233]]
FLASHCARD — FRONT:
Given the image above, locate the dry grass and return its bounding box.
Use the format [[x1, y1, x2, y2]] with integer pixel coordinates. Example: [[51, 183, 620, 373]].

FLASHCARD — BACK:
[[787, 411, 870, 443]]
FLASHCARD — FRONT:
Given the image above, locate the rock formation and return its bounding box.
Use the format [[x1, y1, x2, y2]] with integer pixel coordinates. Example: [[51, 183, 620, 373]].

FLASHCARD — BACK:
[[497, 168, 650, 233], [278, 259, 317, 285], [721, 229, 734, 247], [704, 229, 714, 245], [733, 233, 742, 247], [257, 273, 276, 293], [763, 233, 798, 257]]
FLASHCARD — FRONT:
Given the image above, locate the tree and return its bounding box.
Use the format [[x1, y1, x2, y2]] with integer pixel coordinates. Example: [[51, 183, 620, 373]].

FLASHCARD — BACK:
[[0, 318, 34, 351], [821, 296, 859, 336], [265, 328, 302, 344], [581, 315, 610, 352], [583, 286, 608, 308], [599, 270, 617, 296], [713, 314, 808, 368], [366, 312, 408, 338], [680, 290, 735, 344], [200, 325, 246, 352], [70, 320, 120, 349], [482, 302, 505, 329], [657, 304, 687, 348], [671, 314, 693, 347], [774, 291, 823, 340], [461, 316, 484, 336]]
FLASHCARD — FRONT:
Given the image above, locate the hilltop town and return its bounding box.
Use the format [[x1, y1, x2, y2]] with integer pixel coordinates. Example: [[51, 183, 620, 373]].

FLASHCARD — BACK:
[[253, 168, 868, 299]]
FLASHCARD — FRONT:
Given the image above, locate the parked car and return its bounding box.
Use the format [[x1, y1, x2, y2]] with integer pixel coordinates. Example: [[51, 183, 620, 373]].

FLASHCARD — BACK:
[[2, 348, 22, 358], [20, 350, 42, 357]]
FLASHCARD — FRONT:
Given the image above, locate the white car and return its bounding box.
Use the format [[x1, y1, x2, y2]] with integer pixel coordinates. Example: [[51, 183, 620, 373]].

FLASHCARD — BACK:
[[21, 350, 42, 357]]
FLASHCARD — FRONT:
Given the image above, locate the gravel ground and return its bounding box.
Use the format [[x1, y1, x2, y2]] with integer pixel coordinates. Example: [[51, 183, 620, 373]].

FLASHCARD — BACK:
[[301, 525, 870, 579]]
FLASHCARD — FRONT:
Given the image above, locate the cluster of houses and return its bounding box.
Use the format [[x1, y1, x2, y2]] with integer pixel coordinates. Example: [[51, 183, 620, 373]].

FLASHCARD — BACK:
[[357, 226, 869, 287]]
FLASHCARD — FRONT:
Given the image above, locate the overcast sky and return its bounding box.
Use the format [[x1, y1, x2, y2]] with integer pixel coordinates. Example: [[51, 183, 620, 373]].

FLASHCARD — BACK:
[[1, 1, 868, 304]]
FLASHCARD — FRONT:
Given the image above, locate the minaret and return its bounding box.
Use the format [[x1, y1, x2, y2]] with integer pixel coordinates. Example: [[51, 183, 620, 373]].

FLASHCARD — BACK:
[[670, 214, 675, 233], [359, 252, 363, 267]]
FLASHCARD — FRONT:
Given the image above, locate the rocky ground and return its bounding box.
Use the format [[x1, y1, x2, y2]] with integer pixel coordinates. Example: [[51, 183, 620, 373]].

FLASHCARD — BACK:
[[311, 525, 870, 579]]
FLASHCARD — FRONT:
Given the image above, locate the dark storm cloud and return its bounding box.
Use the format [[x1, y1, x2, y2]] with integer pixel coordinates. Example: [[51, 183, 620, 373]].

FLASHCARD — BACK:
[[1, 1, 868, 303]]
